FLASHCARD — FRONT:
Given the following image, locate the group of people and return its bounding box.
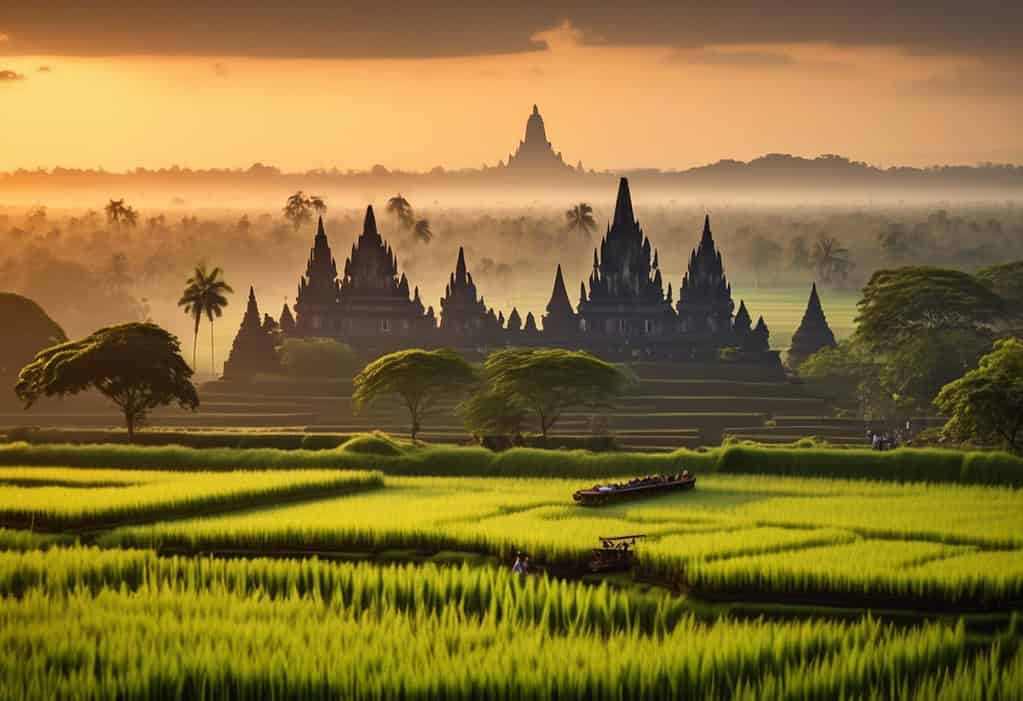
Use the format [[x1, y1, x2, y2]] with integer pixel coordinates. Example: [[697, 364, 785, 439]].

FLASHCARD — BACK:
[[868, 421, 913, 451], [595, 470, 691, 493]]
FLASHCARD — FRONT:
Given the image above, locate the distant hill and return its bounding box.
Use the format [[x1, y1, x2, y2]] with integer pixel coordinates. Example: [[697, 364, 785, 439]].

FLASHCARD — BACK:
[[1, 154, 1020, 205]]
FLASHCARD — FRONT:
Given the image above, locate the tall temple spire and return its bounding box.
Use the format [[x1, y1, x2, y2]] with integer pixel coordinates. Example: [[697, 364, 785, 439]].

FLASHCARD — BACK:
[[455, 246, 467, 285], [224, 286, 280, 377], [543, 264, 577, 335], [788, 282, 837, 367], [612, 177, 635, 229], [364, 205, 378, 238], [677, 212, 734, 336]]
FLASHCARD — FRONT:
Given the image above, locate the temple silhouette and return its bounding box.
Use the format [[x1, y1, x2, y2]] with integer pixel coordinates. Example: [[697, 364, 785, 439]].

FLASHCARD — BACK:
[[500, 104, 578, 174], [226, 177, 806, 377]]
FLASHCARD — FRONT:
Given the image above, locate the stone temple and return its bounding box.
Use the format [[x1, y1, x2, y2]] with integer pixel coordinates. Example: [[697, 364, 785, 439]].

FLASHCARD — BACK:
[[787, 282, 838, 367], [501, 105, 577, 174], [228, 177, 788, 375]]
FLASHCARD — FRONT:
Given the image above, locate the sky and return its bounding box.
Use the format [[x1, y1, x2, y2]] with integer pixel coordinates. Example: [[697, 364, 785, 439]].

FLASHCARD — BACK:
[[1, 1, 1021, 172]]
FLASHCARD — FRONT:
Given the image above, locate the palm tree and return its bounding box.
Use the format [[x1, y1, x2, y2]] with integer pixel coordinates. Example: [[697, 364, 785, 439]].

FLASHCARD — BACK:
[[413, 219, 433, 244], [178, 264, 233, 373], [565, 202, 596, 237], [386, 193, 414, 230], [283, 191, 313, 232], [810, 235, 853, 285], [105, 199, 129, 230], [122, 205, 138, 229], [308, 195, 327, 218]]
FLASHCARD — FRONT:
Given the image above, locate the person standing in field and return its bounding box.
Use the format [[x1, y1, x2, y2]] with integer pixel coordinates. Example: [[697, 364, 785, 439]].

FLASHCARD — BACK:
[[512, 552, 524, 579]]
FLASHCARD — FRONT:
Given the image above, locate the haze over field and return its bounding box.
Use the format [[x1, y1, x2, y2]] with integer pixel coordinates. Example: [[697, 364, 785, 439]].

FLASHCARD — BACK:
[[1, 1, 1020, 375]]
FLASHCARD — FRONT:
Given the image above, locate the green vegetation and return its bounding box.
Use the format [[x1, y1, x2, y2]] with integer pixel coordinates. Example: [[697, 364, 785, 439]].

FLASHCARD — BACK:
[[102, 474, 1023, 607], [2, 439, 1021, 486], [15, 323, 199, 441], [177, 263, 233, 371], [0, 468, 381, 530], [353, 349, 477, 440], [278, 337, 362, 378], [936, 338, 1023, 453], [2, 547, 1018, 699], [484, 348, 630, 439]]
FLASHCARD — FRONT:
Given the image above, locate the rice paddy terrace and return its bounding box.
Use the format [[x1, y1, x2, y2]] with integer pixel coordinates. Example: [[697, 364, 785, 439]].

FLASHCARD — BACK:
[[0, 440, 1018, 695], [1, 449, 1021, 698], [0, 361, 923, 450]]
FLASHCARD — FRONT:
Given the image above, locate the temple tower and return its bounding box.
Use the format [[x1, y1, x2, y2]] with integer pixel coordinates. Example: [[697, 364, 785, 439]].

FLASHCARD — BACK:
[[788, 282, 837, 367], [223, 287, 280, 377], [504, 104, 573, 173], [676, 215, 735, 339], [294, 216, 340, 334], [333, 206, 434, 350], [541, 264, 577, 337], [576, 177, 676, 352], [439, 247, 498, 340]]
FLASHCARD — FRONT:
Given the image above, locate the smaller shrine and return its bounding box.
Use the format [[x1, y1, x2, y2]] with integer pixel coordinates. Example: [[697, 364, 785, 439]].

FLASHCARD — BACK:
[[223, 287, 280, 377], [788, 282, 838, 367]]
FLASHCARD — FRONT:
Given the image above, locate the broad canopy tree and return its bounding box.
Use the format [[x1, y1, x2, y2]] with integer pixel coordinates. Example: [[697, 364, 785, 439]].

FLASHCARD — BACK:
[[352, 348, 476, 441], [16, 323, 199, 442], [484, 348, 629, 440], [855, 266, 1005, 354], [935, 338, 1023, 454]]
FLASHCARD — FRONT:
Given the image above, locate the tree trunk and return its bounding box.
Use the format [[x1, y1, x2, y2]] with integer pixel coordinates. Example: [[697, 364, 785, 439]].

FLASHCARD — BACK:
[[210, 319, 215, 376], [125, 411, 135, 444]]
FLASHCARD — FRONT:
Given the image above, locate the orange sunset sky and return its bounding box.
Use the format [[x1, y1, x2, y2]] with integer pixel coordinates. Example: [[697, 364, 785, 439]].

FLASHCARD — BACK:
[[1, 2, 1021, 172]]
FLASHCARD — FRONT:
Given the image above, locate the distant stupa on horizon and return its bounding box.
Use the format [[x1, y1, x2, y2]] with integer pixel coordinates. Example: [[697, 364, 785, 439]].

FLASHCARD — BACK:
[[502, 104, 579, 174]]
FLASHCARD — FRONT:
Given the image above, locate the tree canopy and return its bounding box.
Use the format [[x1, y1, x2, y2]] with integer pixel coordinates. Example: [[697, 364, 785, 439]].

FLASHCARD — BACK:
[[458, 387, 529, 443], [855, 266, 1005, 352], [352, 348, 476, 441], [935, 338, 1023, 454], [279, 337, 362, 379], [484, 348, 629, 440], [0, 293, 66, 396], [15, 322, 198, 441]]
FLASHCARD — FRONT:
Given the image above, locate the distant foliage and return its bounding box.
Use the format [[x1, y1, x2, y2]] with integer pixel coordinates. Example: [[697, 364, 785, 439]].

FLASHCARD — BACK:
[[279, 338, 363, 379]]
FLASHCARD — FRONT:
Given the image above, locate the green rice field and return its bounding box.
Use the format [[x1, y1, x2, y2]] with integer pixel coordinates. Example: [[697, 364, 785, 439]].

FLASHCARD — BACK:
[[1, 447, 1021, 697]]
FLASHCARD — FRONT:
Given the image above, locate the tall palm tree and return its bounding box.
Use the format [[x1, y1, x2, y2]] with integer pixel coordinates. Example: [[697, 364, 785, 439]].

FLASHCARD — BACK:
[[105, 199, 128, 230], [810, 235, 853, 285], [283, 191, 312, 232], [386, 193, 414, 230], [178, 264, 233, 373], [565, 202, 596, 238], [413, 218, 433, 244]]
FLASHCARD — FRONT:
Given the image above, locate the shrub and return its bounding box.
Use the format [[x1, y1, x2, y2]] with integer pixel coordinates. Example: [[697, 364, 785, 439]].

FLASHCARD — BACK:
[[279, 337, 363, 379]]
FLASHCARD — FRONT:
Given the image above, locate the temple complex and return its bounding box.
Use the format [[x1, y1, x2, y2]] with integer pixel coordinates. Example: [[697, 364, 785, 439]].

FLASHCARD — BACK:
[[787, 282, 837, 367], [225, 177, 782, 376], [502, 105, 575, 174]]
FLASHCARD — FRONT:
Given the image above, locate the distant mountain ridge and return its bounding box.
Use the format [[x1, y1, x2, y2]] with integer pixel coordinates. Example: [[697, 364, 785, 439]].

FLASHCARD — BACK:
[[2, 152, 1020, 201]]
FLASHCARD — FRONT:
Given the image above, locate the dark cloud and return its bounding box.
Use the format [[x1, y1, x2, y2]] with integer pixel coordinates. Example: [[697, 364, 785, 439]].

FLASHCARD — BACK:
[[0, 1, 1019, 60], [904, 63, 1023, 98], [0, 69, 24, 81], [667, 49, 853, 73]]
